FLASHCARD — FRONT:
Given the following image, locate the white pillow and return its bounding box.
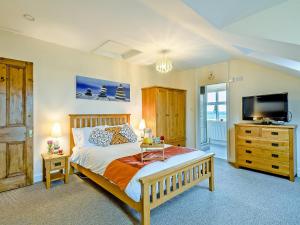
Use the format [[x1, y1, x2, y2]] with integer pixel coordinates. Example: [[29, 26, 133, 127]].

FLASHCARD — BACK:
[[72, 126, 106, 147]]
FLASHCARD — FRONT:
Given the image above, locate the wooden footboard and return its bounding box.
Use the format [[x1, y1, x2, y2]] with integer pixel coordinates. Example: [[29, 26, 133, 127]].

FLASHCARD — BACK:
[[139, 153, 214, 225], [71, 153, 214, 225]]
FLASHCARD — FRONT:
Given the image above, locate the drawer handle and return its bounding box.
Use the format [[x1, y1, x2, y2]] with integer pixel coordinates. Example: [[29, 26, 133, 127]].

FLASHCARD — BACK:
[[246, 160, 252, 164], [272, 143, 279, 147], [272, 154, 279, 158], [245, 150, 252, 154], [271, 132, 279, 135], [272, 165, 279, 169], [246, 140, 252, 144], [54, 162, 62, 167], [245, 130, 252, 134]]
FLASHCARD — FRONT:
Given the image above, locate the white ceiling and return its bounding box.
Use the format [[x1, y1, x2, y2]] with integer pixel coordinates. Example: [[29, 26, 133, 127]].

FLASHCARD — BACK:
[[183, 0, 286, 28], [0, 0, 299, 74]]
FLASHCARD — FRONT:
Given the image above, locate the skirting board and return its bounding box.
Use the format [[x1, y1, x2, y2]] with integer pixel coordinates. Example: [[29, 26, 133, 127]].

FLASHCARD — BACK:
[[34, 173, 43, 183]]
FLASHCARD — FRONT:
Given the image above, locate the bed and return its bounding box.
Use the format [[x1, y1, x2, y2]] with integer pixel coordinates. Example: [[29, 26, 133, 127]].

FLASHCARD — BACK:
[[69, 114, 214, 225]]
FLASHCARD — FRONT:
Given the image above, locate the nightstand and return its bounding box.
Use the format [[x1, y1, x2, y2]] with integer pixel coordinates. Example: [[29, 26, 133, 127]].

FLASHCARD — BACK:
[[41, 153, 69, 189]]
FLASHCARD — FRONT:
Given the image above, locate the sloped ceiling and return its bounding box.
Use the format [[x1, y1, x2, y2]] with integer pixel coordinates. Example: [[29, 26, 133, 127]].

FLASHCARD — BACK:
[[0, 0, 299, 75], [183, 0, 286, 28]]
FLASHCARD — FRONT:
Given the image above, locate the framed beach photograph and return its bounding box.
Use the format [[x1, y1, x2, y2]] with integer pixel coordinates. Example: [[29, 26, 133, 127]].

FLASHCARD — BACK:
[[76, 75, 130, 102]]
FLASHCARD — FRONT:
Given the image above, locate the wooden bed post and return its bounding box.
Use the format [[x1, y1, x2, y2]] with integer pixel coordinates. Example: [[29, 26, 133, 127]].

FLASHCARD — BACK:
[[209, 157, 215, 191], [69, 165, 74, 175], [141, 182, 150, 225]]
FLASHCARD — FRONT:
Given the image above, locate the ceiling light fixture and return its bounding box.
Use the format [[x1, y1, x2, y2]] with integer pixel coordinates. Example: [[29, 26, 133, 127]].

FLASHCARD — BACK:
[[23, 14, 35, 22], [156, 49, 173, 74]]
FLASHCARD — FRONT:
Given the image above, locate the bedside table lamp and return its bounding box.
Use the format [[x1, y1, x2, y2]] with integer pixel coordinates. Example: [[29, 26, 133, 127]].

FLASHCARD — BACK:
[[51, 122, 62, 151], [139, 119, 146, 138]]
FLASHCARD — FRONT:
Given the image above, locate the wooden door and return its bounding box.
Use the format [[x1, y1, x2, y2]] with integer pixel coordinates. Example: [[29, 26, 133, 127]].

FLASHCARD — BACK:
[[0, 58, 33, 192], [156, 88, 168, 138]]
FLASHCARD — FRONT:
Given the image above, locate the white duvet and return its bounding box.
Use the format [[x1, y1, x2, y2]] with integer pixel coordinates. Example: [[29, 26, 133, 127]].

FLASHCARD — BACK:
[[71, 142, 207, 202]]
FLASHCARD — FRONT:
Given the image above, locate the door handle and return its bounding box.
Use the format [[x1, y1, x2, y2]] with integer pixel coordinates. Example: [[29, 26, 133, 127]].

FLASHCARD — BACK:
[[0, 76, 5, 82]]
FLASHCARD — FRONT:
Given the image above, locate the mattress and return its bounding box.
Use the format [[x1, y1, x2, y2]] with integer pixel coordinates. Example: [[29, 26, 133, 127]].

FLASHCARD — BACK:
[[71, 142, 207, 202]]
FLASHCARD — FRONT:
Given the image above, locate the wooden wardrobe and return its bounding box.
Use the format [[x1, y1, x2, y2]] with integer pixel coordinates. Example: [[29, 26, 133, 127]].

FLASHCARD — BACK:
[[142, 86, 186, 146]]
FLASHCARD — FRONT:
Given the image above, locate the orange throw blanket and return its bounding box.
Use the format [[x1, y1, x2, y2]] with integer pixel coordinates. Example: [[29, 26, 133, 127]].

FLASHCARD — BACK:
[[103, 146, 194, 190]]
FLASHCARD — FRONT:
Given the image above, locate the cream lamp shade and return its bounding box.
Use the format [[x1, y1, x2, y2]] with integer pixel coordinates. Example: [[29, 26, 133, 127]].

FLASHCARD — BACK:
[[139, 119, 146, 130], [51, 122, 62, 138]]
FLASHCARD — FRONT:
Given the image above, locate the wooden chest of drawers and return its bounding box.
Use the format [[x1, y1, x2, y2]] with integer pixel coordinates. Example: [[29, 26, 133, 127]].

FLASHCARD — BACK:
[[235, 123, 296, 181]]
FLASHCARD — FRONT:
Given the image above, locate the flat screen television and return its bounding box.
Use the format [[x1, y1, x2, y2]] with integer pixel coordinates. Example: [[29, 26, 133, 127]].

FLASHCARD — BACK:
[[242, 93, 288, 122]]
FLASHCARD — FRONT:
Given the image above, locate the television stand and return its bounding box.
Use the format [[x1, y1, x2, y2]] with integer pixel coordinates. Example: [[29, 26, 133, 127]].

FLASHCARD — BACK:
[[235, 123, 296, 181]]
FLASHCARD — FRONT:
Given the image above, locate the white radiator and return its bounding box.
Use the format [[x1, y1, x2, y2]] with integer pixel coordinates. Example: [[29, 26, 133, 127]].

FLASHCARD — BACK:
[[207, 121, 226, 143]]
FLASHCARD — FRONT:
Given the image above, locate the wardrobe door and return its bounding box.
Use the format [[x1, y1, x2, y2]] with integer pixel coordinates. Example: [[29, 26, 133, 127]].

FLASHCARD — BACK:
[[0, 58, 33, 192], [156, 88, 168, 138], [167, 90, 177, 142], [175, 91, 186, 141]]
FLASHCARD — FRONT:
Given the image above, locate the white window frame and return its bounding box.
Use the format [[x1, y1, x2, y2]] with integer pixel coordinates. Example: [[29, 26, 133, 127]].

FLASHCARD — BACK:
[[207, 90, 226, 121]]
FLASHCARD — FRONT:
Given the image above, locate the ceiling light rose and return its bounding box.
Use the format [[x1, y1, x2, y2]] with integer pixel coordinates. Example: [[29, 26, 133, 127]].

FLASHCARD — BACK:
[[156, 49, 173, 74]]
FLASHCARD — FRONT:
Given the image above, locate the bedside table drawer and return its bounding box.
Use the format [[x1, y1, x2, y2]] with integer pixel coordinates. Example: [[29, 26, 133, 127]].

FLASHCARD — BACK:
[[51, 158, 65, 170]]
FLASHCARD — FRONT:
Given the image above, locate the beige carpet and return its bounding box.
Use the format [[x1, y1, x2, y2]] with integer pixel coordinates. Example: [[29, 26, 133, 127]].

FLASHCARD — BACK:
[[1, 159, 300, 225], [0, 175, 139, 225]]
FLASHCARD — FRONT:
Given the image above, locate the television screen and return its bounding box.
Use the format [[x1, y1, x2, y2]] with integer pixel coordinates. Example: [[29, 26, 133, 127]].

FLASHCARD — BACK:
[[242, 93, 288, 122]]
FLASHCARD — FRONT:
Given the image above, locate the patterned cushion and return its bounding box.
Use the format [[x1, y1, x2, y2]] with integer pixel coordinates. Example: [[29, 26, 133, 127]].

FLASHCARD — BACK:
[[105, 126, 129, 145], [88, 128, 113, 147], [119, 124, 137, 143]]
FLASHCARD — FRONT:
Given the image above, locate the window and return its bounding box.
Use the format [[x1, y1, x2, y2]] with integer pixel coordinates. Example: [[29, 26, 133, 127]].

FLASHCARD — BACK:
[[207, 90, 226, 121], [207, 92, 216, 103], [218, 91, 226, 102], [207, 105, 216, 120]]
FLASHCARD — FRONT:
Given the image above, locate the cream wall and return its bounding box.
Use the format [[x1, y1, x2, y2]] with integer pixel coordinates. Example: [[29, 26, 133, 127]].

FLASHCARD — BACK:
[[0, 30, 191, 182], [195, 59, 300, 174]]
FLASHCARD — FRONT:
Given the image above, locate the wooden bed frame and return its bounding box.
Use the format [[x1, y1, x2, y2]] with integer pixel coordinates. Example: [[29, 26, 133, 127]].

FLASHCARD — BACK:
[[69, 114, 214, 225]]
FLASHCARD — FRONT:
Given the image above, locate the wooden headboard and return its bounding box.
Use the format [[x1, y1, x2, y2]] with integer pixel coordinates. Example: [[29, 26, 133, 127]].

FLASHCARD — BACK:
[[69, 114, 131, 154]]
